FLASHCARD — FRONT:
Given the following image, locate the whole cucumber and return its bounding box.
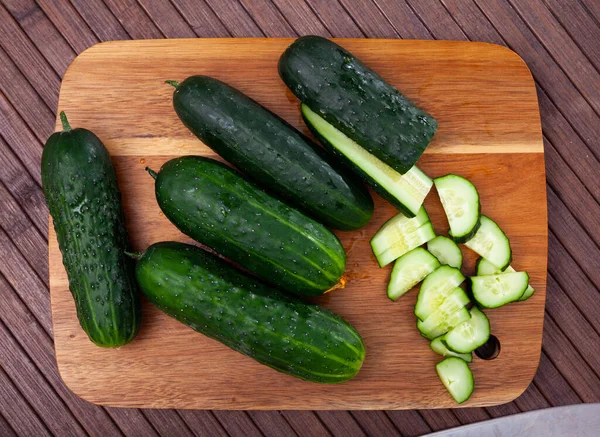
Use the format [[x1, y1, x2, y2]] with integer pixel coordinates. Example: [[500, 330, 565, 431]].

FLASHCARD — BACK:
[[42, 112, 141, 347], [148, 156, 346, 297], [168, 76, 373, 231], [135, 242, 365, 383]]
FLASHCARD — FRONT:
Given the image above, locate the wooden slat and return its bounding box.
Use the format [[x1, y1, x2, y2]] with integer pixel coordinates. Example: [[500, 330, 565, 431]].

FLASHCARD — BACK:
[[513, 383, 550, 411], [237, 0, 296, 37], [101, 0, 164, 39], [579, 0, 600, 24], [315, 411, 366, 437], [349, 411, 400, 436], [383, 0, 447, 39], [419, 409, 461, 431], [103, 408, 159, 437], [385, 411, 432, 437], [36, 0, 98, 52], [248, 411, 298, 437], [336, 0, 397, 38], [69, 0, 130, 41], [302, 0, 363, 37], [169, 0, 230, 37], [0, 4, 60, 108], [177, 411, 228, 437], [452, 408, 490, 425], [202, 0, 263, 37], [534, 351, 582, 406], [0, 368, 51, 437], [0, 412, 17, 437], [281, 411, 332, 437], [212, 411, 263, 437], [135, 0, 196, 38], [485, 402, 521, 418], [141, 410, 195, 437], [0, 320, 88, 436], [270, 0, 329, 36]]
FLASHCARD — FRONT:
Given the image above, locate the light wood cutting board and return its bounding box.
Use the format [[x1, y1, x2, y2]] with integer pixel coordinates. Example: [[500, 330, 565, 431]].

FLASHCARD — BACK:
[[50, 39, 546, 409]]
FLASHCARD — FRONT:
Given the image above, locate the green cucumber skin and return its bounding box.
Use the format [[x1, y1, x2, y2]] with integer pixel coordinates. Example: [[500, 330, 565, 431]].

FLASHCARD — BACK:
[[302, 111, 414, 217], [136, 242, 365, 383], [279, 35, 437, 175], [171, 76, 373, 231], [41, 123, 141, 347], [153, 156, 346, 297]]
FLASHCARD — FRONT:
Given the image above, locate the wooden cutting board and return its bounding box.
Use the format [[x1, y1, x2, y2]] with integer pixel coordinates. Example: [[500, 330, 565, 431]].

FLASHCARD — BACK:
[[50, 39, 546, 409]]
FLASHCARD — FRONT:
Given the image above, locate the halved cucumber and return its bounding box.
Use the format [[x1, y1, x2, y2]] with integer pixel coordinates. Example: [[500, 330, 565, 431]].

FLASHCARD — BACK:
[[302, 104, 433, 217], [470, 272, 529, 308], [371, 207, 430, 251], [434, 174, 481, 243], [436, 357, 474, 404], [430, 336, 472, 363], [387, 248, 440, 301], [427, 236, 463, 269], [415, 266, 465, 321], [417, 287, 471, 339], [444, 307, 491, 354], [463, 216, 511, 271], [476, 257, 534, 301]]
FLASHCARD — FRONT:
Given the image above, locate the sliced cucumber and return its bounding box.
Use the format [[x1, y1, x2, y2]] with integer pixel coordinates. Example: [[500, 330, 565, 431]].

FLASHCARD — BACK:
[[414, 266, 465, 321], [302, 104, 432, 217], [444, 307, 491, 354], [430, 337, 472, 363], [463, 215, 511, 271], [427, 236, 463, 269], [434, 174, 481, 243], [417, 288, 471, 339], [387, 248, 440, 301], [476, 257, 534, 301], [371, 209, 435, 267], [436, 357, 474, 404], [470, 272, 529, 308]]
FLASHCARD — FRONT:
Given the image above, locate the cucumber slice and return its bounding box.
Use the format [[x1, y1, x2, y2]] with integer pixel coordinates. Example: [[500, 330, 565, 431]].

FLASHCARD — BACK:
[[463, 216, 512, 270], [430, 337, 472, 363], [417, 288, 471, 339], [387, 248, 440, 301], [302, 104, 433, 217], [444, 307, 491, 354], [470, 272, 529, 308], [427, 236, 463, 269], [476, 258, 535, 301], [414, 266, 465, 320], [434, 174, 481, 243], [371, 210, 435, 267], [436, 357, 474, 404]]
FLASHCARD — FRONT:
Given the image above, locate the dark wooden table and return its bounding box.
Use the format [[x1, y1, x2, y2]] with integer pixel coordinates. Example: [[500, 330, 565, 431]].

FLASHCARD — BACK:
[[1, 0, 599, 436]]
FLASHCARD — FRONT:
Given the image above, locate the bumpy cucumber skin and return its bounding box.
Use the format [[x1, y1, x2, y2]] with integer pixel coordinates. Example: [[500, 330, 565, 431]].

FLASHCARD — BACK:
[[153, 156, 346, 297], [171, 76, 373, 231], [42, 125, 141, 347], [302, 110, 414, 217], [279, 35, 437, 175], [136, 242, 365, 383]]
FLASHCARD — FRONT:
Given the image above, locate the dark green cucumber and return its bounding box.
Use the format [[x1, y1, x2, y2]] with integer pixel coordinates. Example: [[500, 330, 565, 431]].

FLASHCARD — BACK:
[[278, 35, 437, 174], [41, 112, 141, 347], [135, 242, 365, 383], [168, 76, 373, 231], [149, 156, 346, 297]]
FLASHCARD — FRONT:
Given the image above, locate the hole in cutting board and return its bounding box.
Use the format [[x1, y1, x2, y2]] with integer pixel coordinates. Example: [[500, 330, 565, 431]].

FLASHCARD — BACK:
[[475, 335, 501, 360]]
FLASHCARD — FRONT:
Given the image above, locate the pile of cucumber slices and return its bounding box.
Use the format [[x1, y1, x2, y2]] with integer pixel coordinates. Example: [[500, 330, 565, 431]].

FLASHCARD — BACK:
[[371, 173, 534, 404]]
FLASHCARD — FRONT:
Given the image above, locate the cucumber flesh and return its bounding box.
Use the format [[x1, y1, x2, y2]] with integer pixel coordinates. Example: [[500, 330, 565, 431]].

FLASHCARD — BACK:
[[436, 357, 474, 404], [427, 235, 463, 269], [371, 207, 430, 249], [302, 104, 432, 217], [430, 337, 472, 363], [387, 248, 440, 301], [434, 174, 481, 243], [444, 307, 491, 354], [476, 257, 534, 301], [417, 288, 471, 339], [372, 222, 435, 267], [463, 216, 511, 271], [470, 272, 529, 308], [415, 266, 465, 320]]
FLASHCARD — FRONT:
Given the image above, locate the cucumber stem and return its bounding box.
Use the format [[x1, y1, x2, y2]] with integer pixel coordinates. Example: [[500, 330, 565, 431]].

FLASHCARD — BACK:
[[145, 167, 158, 179], [59, 111, 72, 132], [165, 80, 180, 88], [124, 251, 142, 260]]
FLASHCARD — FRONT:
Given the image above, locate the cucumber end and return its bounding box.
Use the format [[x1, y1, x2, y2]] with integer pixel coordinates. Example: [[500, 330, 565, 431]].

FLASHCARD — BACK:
[[59, 111, 72, 132], [124, 251, 143, 260], [145, 167, 158, 180], [165, 80, 180, 88]]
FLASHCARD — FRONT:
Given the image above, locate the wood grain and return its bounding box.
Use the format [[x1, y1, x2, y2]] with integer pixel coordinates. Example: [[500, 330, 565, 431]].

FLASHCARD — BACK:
[[49, 39, 546, 409]]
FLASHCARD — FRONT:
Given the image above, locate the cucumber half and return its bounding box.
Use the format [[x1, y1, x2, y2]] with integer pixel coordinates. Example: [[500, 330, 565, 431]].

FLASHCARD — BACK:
[[444, 307, 491, 354], [415, 266, 465, 321], [427, 235, 463, 269], [470, 272, 529, 308], [387, 248, 440, 301], [430, 337, 473, 363], [436, 357, 474, 404], [476, 257, 534, 301], [434, 174, 481, 244], [417, 287, 471, 340], [463, 216, 512, 271], [302, 104, 432, 217]]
